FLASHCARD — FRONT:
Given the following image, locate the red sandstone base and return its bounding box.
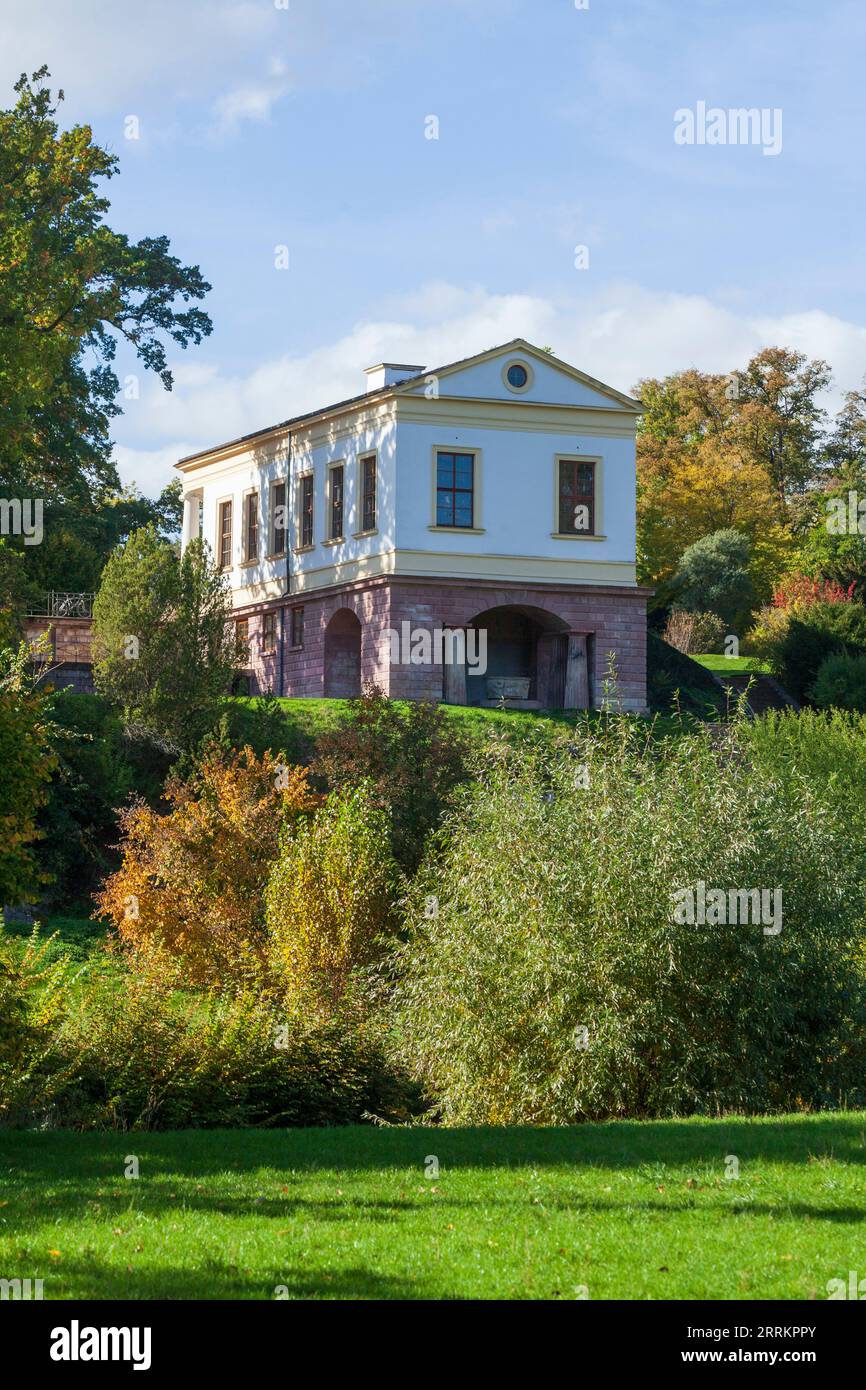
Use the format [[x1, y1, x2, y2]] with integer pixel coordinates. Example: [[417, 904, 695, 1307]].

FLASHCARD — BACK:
[[236, 577, 649, 712]]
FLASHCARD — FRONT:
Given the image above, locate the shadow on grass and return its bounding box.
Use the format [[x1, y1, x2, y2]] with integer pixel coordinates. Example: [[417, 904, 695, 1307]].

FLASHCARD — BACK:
[[33, 1260, 430, 1301], [2, 1113, 866, 1179]]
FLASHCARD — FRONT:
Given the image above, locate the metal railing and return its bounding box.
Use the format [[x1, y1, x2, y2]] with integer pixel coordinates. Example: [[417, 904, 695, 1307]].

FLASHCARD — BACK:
[[26, 591, 95, 619]]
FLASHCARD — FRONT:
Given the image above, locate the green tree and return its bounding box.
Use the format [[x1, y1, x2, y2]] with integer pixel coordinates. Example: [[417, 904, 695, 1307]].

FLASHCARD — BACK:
[[92, 527, 235, 751], [795, 381, 866, 595], [0, 69, 210, 585], [671, 528, 755, 631], [0, 642, 57, 905], [0, 538, 28, 645]]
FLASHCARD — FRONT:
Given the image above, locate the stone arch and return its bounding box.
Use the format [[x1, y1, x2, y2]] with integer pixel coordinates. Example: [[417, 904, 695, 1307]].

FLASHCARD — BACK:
[[324, 608, 362, 697], [464, 603, 587, 709]]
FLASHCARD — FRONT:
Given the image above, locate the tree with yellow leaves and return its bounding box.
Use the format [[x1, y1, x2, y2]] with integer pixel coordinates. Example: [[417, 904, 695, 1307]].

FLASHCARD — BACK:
[[96, 746, 318, 986], [636, 350, 829, 604]]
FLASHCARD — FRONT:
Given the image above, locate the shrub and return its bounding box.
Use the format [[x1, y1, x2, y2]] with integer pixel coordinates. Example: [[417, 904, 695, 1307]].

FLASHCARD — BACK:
[[96, 745, 317, 985], [36, 692, 139, 909], [773, 573, 856, 610], [662, 608, 725, 655], [313, 685, 470, 871], [0, 930, 74, 1126], [390, 719, 866, 1124], [777, 602, 866, 703], [52, 962, 419, 1130], [809, 651, 866, 713], [743, 605, 791, 670], [671, 528, 755, 630], [742, 708, 866, 858], [0, 937, 419, 1130], [266, 784, 401, 1018]]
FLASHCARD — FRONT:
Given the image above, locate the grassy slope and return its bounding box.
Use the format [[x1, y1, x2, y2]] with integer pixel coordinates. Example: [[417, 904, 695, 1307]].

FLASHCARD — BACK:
[[2, 1114, 863, 1300], [646, 633, 728, 719]]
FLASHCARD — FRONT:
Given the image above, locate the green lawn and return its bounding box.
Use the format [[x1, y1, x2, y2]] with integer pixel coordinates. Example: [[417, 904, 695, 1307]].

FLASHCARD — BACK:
[[2, 1113, 864, 1300], [691, 654, 771, 674]]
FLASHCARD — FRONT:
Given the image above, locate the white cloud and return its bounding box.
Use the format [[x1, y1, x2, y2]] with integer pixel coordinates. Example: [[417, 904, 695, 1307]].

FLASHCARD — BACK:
[[211, 57, 291, 134], [114, 282, 866, 495], [0, 0, 505, 118]]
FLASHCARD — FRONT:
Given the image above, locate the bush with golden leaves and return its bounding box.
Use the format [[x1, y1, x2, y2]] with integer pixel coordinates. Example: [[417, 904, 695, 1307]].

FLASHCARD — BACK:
[[96, 746, 317, 984], [265, 784, 401, 1018]]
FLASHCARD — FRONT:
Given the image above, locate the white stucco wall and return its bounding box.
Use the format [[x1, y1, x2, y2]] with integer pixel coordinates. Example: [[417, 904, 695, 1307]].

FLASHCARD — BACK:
[[393, 418, 636, 565], [180, 413, 398, 604]]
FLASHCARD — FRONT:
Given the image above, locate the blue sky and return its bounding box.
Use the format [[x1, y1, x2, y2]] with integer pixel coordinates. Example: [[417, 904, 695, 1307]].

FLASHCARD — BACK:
[[3, 0, 865, 494]]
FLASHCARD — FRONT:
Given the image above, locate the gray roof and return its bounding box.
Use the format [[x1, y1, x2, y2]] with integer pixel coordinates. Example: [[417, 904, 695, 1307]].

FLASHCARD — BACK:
[[176, 339, 640, 467]]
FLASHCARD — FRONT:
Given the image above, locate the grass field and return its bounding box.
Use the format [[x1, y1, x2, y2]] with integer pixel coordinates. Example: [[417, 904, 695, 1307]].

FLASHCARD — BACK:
[[691, 655, 771, 674], [1, 1114, 863, 1300]]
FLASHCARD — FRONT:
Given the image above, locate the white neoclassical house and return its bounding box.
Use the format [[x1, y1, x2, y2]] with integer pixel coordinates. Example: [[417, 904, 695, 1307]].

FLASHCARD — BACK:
[[176, 339, 649, 710]]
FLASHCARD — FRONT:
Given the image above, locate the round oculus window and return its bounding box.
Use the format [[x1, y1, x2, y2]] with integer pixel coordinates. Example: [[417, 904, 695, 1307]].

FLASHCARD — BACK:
[[506, 362, 529, 389]]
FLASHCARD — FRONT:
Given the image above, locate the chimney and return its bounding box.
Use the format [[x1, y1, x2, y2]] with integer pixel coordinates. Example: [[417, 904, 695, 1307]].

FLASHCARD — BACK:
[[364, 362, 425, 392]]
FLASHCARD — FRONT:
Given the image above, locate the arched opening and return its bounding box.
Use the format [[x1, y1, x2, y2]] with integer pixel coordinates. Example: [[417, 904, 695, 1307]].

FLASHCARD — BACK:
[[324, 609, 362, 697], [461, 604, 590, 709]]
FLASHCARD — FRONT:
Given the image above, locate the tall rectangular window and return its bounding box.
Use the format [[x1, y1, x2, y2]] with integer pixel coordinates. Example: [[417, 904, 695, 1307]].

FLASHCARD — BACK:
[[300, 475, 313, 548], [262, 611, 277, 653], [197, 497, 204, 538], [218, 500, 233, 570], [271, 481, 286, 555], [329, 464, 344, 540], [244, 492, 259, 562], [436, 451, 474, 528], [290, 606, 304, 648], [558, 459, 595, 535], [235, 617, 249, 662], [361, 455, 377, 532]]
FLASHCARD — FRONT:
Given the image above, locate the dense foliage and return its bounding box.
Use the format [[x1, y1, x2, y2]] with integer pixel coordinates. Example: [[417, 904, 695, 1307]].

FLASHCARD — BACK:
[[671, 528, 755, 632], [92, 528, 236, 751], [0, 644, 57, 905], [266, 785, 401, 1018], [775, 602, 866, 702], [96, 745, 316, 985], [390, 715, 866, 1124], [0, 936, 418, 1130], [809, 651, 866, 713], [313, 685, 470, 871], [0, 70, 209, 594]]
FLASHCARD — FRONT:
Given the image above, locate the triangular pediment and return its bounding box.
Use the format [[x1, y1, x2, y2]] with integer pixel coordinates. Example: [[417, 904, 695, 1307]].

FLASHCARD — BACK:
[[398, 339, 642, 412]]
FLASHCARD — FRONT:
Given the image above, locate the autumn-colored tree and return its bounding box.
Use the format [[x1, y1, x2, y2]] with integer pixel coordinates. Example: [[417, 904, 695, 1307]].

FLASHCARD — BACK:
[[636, 369, 782, 594], [96, 745, 318, 985], [635, 349, 829, 599]]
